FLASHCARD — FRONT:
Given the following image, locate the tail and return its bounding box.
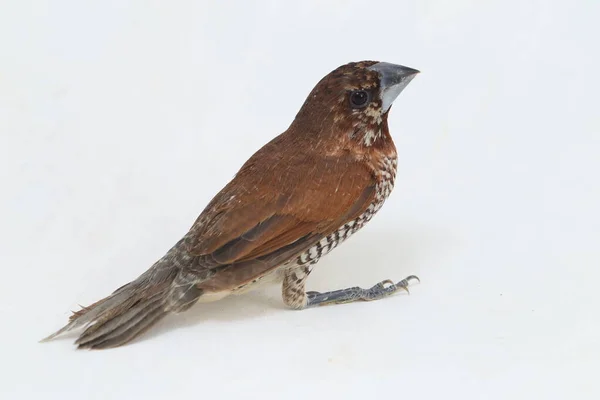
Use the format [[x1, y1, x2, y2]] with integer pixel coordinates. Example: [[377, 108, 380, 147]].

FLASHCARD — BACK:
[[42, 241, 209, 349], [41, 279, 173, 349]]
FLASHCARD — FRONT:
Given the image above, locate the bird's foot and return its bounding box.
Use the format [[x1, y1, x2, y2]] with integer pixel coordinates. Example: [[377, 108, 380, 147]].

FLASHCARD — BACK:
[[360, 275, 420, 300], [305, 275, 420, 307]]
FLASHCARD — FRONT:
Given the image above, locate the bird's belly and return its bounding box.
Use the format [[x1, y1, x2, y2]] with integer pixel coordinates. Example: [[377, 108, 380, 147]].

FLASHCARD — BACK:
[[232, 269, 283, 294], [195, 291, 232, 303], [294, 201, 380, 266], [197, 268, 283, 303]]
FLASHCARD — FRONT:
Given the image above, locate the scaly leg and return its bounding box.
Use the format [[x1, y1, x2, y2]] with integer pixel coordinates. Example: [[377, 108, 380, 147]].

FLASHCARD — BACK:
[[305, 276, 420, 307], [282, 265, 419, 309]]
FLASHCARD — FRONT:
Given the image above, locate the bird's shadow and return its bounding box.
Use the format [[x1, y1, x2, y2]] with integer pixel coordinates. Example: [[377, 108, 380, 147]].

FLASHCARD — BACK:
[[139, 222, 455, 344]]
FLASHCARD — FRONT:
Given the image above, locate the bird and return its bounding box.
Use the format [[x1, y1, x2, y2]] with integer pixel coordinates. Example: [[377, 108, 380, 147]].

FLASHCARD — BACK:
[[42, 60, 420, 349]]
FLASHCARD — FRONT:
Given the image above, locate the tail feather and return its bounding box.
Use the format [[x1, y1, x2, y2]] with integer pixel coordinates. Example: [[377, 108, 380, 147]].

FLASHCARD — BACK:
[[74, 295, 164, 347], [79, 306, 166, 349], [41, 280, 177, 349], [69, 281, 133, 321], [40, 290, 133, 343], [42, 246, 208, 349]]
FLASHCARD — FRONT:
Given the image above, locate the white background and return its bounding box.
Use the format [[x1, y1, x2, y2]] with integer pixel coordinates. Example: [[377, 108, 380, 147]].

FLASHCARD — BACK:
[[1, 1, 598, 399]]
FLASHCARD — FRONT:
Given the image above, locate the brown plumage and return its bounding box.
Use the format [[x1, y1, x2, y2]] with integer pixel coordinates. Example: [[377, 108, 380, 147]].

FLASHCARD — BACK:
[[42, 60, 420, 349]]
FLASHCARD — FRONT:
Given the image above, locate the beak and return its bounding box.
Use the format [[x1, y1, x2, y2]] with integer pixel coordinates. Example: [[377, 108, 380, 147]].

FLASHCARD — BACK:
[[367, 62, 419, 112]]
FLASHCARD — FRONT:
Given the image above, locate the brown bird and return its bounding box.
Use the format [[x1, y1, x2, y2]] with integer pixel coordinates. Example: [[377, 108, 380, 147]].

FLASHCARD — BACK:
[[42, 60, 420, 349]]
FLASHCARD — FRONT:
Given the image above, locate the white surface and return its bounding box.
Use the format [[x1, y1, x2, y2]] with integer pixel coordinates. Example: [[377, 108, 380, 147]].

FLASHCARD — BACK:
[[1, 1, 599, 399]]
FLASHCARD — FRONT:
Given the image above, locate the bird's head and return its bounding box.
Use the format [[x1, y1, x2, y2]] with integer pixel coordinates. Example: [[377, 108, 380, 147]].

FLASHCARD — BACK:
[[291, 61, 419, 148]]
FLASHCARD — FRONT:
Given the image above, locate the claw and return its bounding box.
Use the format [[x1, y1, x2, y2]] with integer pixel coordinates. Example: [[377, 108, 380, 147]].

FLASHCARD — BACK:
[[397, 283, 410, 295], [396, 275, 419, 294], [380, 279, 395, 288]]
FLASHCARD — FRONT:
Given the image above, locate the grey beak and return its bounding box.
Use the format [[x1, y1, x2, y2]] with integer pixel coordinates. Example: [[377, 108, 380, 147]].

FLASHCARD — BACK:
[[367, 62, 419, 112]]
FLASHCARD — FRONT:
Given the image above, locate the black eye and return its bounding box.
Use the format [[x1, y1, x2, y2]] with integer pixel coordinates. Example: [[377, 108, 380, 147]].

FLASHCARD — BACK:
[[349, 90, 371, 109]]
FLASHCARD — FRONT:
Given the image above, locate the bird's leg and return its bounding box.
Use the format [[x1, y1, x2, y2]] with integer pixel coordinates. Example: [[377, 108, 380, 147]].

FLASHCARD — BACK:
[[282, 263, 316, 309], [304, 275, 420, 307]]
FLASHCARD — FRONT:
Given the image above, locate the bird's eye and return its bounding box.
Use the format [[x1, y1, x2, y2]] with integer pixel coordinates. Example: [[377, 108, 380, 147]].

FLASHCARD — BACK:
[[349, 90, 371, 109]]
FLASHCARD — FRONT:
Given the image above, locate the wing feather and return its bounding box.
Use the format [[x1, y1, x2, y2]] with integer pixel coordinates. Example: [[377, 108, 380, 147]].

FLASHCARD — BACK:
[[181, 138, 377, 291]]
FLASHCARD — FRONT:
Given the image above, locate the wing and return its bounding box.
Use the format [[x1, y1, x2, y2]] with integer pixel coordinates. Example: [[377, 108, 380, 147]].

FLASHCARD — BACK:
[[181, 141, 376, 291]]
